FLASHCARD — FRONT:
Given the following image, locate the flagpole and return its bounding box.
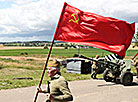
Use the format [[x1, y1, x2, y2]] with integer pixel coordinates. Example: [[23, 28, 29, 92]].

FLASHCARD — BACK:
[[132, 52, 138, 60], [34, 2, 67, 102]]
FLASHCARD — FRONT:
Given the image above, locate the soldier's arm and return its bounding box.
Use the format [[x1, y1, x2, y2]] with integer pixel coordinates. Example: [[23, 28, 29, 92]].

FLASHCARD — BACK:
[[37, 88, 48, 93], [53, 80, 73, 101], [37, 81, 50, 94]]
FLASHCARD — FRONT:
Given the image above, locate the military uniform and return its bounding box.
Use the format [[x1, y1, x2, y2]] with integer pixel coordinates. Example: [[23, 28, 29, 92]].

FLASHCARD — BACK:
[[92, 61, 98, 69], [133, 59, 138, 78], [91, 61, 98, 79], [42, 59, 73, 102], [44, 74, 73, 102]]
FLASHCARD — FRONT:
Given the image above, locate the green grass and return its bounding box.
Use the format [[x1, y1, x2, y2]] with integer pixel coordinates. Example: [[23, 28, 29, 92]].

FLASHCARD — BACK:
[[0, 48, 137, 58], [0, 68, 44, 89], [125, 50, 138, 56], [0, 58, 44, 70], [0, 48, 137, 90], [0, 49, 49, 56], [51, 48, 112, 57], [0, 67, 91, 89]]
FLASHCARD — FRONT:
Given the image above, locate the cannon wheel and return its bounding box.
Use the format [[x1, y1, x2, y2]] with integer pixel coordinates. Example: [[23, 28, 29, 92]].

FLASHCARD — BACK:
[[120, 71, 133, 86], [103, 69, 113, 82]]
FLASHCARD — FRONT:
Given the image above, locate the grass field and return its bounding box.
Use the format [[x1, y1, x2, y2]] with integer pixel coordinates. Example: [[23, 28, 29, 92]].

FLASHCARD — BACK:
[[0, 48, 137, 57], [0, 48, 137, 90]]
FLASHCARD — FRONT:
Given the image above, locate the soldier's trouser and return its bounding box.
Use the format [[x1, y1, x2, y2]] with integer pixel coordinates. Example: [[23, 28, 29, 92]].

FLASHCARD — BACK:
[[93, 69, 98, 78], [136, 68, 138, 78]]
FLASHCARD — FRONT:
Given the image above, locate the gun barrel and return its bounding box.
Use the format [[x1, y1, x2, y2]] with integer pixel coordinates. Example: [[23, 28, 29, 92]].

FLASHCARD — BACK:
[[79, 55, 120, 66]]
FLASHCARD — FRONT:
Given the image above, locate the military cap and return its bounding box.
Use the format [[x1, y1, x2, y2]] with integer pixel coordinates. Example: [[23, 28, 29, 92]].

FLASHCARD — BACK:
[[47, 59, 60, 71]]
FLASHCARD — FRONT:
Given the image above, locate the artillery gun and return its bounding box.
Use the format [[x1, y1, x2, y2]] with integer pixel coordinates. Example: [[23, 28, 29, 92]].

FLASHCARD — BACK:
[[78, 55, 133, 86]]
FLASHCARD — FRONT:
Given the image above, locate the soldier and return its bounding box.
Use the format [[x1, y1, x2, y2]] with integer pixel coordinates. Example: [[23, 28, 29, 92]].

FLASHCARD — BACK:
[[91, 55, 99, 79], [132, 58, 138, 78], [37, 59, 73, 102]]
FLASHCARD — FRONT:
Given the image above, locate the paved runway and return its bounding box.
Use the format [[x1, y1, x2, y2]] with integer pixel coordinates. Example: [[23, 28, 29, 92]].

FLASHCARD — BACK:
[[0, 78, 138, 102]]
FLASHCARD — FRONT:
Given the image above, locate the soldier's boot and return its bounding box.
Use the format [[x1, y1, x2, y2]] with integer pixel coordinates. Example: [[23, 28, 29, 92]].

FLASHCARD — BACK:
[[93, 74, 97, 79], [91, 73, 95, 79], [136, 68, 138, 78]]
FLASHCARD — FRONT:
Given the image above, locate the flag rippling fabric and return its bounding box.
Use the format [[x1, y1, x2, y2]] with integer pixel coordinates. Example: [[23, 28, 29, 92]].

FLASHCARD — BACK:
[[54, 2, 135, 58]]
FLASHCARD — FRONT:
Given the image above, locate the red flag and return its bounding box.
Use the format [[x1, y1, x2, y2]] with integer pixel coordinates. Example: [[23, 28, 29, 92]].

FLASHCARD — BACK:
[[54, 2, 135, 58]]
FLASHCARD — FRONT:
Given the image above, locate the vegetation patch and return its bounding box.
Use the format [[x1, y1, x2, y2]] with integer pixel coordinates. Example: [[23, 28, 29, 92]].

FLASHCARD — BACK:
[[0, 48, 137, 90]]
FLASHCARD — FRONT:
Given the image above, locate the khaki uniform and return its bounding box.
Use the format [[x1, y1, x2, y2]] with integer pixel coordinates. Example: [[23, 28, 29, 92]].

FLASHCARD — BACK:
[[91, 61, 98, 79], [92, 61, 98, 70], [133, 60, 138, 77], [133, 60, 138, 68], [45, 74, 73, 102]]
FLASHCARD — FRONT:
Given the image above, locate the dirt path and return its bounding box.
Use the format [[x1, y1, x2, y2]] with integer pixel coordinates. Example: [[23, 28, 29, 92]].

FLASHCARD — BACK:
[[0, 56, 46, 61], [0, 77, 138, 102]]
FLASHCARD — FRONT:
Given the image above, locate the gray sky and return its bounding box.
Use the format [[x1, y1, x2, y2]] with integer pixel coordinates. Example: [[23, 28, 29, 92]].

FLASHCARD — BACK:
[[0, 0, 138, 42]]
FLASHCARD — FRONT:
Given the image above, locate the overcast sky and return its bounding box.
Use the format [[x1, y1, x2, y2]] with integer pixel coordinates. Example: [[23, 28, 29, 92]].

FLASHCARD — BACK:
[[0, 0, 138, 42]]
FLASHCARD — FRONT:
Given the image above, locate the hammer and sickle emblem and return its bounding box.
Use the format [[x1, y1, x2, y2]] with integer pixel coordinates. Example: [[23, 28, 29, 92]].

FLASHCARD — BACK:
[[69, 13, 79, 24]]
